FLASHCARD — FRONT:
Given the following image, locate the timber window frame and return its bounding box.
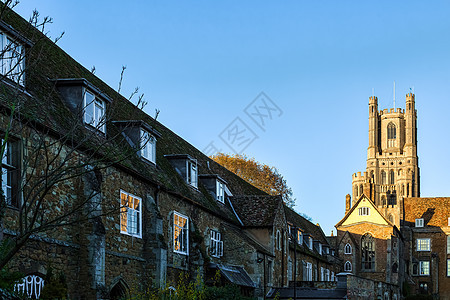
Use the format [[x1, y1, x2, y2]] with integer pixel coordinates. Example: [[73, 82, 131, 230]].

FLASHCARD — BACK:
[[1, 138, 20, 207], [419, 261, 430, 276], [173, 212, 189, 255], [210, 230, 223, 258], [416, 238, 431, 251], [216, 180, 224, 203], [186, 159, 198, 188], [140, 129, 156, 164], [84, 89, 106, 133], [0, 30, 25, 85], [120, 190, 142, 238]]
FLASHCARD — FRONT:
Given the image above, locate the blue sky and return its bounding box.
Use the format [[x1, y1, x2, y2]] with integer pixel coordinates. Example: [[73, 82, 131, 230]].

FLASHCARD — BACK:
[[14, 1, 450, 235]]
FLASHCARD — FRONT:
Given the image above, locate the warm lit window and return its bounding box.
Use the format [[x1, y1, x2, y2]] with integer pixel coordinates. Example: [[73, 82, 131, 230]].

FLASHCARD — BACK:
[[344, 243, 352, 254], [344, 261, 352, 272], [0, 31, 24, 85], [216, 180, 224, 203], [210, 230, 223, 258], [84, 90, 105, 133], [415, 218, 424, 228], [419, 261, 430, 276], [174, 212, 188, 255], [1, 139, 19, 207], [120, 190, 142, 238], [140, 129, 156, 163], [186, 159, 197, 188], [416, 238, 430, 251], [358, 207, 370, 216]]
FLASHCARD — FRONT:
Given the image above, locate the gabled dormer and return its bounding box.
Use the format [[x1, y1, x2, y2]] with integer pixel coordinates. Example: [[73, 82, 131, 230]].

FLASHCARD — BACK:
[[53, 78, 112, 134], [198, 174, 230, 203], [165, 154, 198, 188], [113, 120, 161, 164]]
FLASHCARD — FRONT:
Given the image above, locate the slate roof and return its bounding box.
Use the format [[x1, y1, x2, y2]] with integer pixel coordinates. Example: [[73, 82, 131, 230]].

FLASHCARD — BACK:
[[0, 7, 268, 226], [284, 206, 329, 245], [230, 195, 283, 227]]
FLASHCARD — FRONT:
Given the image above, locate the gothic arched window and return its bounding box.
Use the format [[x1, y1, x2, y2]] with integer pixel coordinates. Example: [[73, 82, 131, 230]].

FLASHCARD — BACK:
[[354, 185, 358, 197], [381, 171, 386, 185], [359, 184, 363, 196], [389, 170, 395, 184], [387, 123, 396, 139], [344, 243, 352, 254], [344, 261, 352, 272], [361, 233, 375, 271]]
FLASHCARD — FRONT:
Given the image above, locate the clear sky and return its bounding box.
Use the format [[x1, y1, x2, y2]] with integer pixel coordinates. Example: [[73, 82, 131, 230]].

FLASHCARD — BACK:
[[14, 1, 450, 236]]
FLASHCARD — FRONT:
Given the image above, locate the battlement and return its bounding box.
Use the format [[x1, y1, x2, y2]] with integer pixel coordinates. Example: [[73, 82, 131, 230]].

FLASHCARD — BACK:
[[380, 108, 405, 115], [369, 96, 378, 103], [352, 171, 369, 181], [406, 92, 415, 101]]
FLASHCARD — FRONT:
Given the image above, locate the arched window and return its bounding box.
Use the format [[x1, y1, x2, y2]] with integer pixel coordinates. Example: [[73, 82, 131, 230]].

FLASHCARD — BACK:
[[381, 171, 386, 185], [389, 170, 395, 184], [14, 274, 45, 299], [354, 185, 358, 197], [344, 261, 352, 272], [392, 263, 398, 273], [276, 230, 281, 251], [387, 123, 396, 139], [359, 184, 363, 196], [398, 169, 402, 176], [381, 195, 386, 206], [361, 233, 375, 271], [387, 123, 396, 148], [402, 184, 405, 196], [110, 279, 130, 300], [388, 214, 394, 223], [344, 243, 352, 254]]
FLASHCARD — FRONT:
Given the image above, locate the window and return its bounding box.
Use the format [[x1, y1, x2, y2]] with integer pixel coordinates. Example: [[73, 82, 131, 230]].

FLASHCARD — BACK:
[[174, 212, 188, 255], [318, 243, 323, 255], [0, 31, 24, 85], [344, 261, 352, 272], [276, 230, 281, 250], [140, 129, 156, 163], [416, 238, 431, 251], [419, 261, 430, 276], [210, 230, 223, 258], [415, 218, 424, 227], [320, 267, 324, 281], [359, 184, 363, 196], [14, 274, 44, 299], [308, 237, 313, 250], [326, 269, 330, 281], [268, 260, 273, 284], [120, 191, 142, 238], [389, 170, 395, 184], [216, 180, 224, 203], [447, 236, 450, 254], [297, 231, 303, 245], [387, 123, 396, 148], [361, 233, 375, 271], [381, 171, 386, 185], [0, 139, 19, 207], [344, 243, 352, 254], [186, 159, 197, 188], [447, 259, 450, 277], [84, 90, 105, 133], [358, 207, 370, 216], [306, 262, 313, 281], [331, 271, 335, 281]]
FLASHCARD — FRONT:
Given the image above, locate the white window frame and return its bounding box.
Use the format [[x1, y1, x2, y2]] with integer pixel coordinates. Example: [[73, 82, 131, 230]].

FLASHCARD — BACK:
[[0, 31, 25, 85], [319, 243, 323, 255], [320, 267, 324, 281], [120, 190, 142, 238], [140, 129, 156, 163], [447, 259, 450, 277], [84, 89, 105, 133], [2, 139, 13, 206], [331, 271, 335, 281], [448, 217, 450, 226], [415, 218, 424, 228], [173, 212, 189, 255], [216, 180, 224, 203], [416, 238, 431, 251], [419, 261, 430, 276], [210, 230, 223, 258], [297, 231, 303, 245], [344, 243, 352, 254], [358, 207, 370, 216], [326, 269, 330, 281], [306, 262, 313, 281], [186, 159, 198, 188], [344, 261, 352, 272], [308, 237, 313, 250], [447, 235, 450, 254]]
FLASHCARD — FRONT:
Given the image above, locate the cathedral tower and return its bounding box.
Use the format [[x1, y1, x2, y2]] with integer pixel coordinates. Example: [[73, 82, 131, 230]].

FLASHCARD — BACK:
[[351, 92, 420, 225]]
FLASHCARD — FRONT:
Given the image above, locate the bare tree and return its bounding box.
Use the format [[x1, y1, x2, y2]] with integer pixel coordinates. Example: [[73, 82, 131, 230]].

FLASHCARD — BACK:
[[0, 1, 154, 273]]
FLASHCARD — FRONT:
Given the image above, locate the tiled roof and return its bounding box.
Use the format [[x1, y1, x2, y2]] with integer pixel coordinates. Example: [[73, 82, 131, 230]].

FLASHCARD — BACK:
[[403, 197, 450, 227], [284, 206, 329, 245], [231, 195, 282, 227]]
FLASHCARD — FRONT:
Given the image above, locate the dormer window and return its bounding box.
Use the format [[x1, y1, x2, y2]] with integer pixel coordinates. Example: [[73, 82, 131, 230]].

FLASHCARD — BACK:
[[415, 218, 424, 228], [0, 31, 24, 85], [308, 237, 313, 250], [187, 159, 197, 188], [140, 129, 156, 163], [84, 90, 105, 133], [216, 180, 224, 203], [318, 243, 323, 255], [297, 231, 303, 245]]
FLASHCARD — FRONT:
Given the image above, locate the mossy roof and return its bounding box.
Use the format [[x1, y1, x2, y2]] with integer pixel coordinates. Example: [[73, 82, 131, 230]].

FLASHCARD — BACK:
[[0, 7, 267, 226]]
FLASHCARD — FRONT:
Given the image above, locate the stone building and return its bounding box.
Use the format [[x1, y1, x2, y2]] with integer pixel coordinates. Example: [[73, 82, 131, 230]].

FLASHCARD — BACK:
[[337, 92, 450, 299], [0, 5, 340, 300]]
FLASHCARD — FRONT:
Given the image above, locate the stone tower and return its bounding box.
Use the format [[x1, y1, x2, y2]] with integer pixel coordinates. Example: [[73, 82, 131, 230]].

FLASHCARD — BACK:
[[351, 92, 420, 226]]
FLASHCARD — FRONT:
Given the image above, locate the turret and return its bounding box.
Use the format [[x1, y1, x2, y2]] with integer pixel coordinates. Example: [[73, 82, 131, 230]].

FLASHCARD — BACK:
[[368, 96, 379, 158], [345, 194, 351, 214]]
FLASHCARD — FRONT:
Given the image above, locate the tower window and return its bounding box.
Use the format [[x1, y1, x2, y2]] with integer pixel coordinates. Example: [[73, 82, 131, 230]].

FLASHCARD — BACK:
[[381, 171, 386, 185], [387, 123, 396, 139], [389, 170, 395, 184]]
